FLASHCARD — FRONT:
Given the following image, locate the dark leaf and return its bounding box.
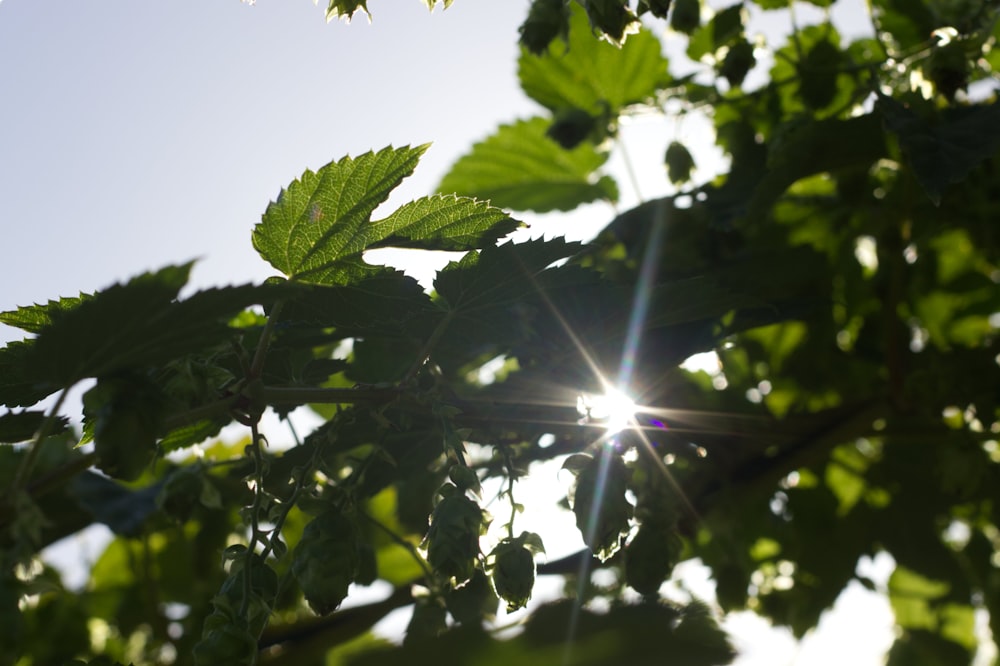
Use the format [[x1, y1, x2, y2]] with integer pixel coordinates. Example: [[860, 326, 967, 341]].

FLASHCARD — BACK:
[[878, 96, 1000, 205]]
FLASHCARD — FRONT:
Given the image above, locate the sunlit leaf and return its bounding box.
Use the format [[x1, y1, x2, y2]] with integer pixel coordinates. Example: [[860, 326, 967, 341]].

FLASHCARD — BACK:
[[253, 146, 426, 284], [438, 117, 618, 213], [519, 2, 669, 113]]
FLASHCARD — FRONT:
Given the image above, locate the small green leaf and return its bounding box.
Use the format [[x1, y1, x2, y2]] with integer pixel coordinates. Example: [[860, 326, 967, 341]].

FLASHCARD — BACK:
[[438, 117, 617, 213], [798, 37, 842, 110], [0, 340, 51, 408], [710, 4, 744, 49], [638, 0, 673, 19], [519, 0, 571, 54], [0, 411, 67, 444], [665, 141, 696, 184], [670, 0, 700, 34], [719, 39, 755, 88], [582, 0, 639, 45], [519, 3, 669, 114], [323, 0, 370, 22], [420, 0, 455, 10]]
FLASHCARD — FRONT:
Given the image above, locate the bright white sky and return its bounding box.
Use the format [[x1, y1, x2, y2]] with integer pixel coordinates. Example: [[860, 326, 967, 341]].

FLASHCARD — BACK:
[[0, 1, 916, 664]]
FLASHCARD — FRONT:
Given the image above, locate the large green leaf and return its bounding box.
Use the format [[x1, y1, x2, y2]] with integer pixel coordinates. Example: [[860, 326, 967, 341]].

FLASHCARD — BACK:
[[253, 146, 426, 284], [438, 117, 618, 213], [280, 271, 438, 336], [254, 146, 514, 285], [879, 96, 1000, 206], [518, 2, 669, 113], [22, 264, 278, 388], [430, 238, 582, 371], [434, 237, 581, 313]]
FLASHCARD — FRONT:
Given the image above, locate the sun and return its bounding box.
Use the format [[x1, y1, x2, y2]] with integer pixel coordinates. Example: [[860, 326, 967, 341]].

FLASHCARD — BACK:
[[576, 386, 637, 436]]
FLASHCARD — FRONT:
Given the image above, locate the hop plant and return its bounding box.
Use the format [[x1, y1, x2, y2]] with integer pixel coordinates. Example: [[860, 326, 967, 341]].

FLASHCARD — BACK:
[[423, 482, 487, 585], [624, 524, 682, 596], [564, 450, 632, 561], [488, 531, 545, 612], [292, 509, 364, 615]]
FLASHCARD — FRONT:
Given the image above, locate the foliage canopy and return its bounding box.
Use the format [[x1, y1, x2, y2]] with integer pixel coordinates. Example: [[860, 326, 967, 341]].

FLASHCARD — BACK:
[[4, 0, 1000, 664]]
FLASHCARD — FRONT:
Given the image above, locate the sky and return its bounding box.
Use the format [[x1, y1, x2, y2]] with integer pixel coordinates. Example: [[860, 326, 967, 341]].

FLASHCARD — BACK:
[[0, 0, 921, 663]]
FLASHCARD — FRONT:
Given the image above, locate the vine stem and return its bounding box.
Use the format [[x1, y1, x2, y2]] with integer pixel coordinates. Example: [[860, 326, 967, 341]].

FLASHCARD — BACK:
[[362, 511, 434, 581], [616, 136, 645, 205], [250, 300, 284, 380], [11, 386, 72, 495], [402, 309, 455, 385], [240, 421, 266, 619], [502, 448, 517, 540], [160, 385, 400, 434], [258, 425, 327, 561]]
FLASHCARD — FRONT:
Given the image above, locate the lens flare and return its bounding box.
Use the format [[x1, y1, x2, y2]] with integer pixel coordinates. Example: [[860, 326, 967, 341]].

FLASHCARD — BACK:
[[576, 388, 637, 435]]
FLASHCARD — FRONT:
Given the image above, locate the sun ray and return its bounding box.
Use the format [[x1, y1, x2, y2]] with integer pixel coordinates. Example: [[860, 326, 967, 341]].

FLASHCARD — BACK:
[[503, 223, 725, 657]]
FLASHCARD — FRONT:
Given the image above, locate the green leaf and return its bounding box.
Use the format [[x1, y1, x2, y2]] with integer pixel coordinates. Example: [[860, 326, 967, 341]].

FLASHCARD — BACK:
[[438, 117, 618, 213], [748, 112, 886, 219], [322, 0, 370, 23], [670, 0, 700, 34], [719, 39, 755, 87], [878, 96, 1000, 206], [0, 295, 91, 334], [665, 141, 696, 184], [280, 271, 438, 336], [582, 0, 639, 45], [0, 410, 68, 444], [520, 0, 572, 54], [519, 3, 669, 114], [798, 37, 843, 110], [638, 0, 673, 19], [253, 145, 426, 284], [0, 340, 54, 408], [710, 4, 744, 49], [435, 238, 581, 313], [365, 195, 519, 252], [24, 265, 279, 388]]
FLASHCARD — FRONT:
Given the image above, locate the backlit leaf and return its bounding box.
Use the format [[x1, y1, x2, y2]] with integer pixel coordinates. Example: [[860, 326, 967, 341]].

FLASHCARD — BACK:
[[519, 2, 669, 113], [438, 117, 618, 213], [253, 146, 426, 284], [322, 0, 370, 22], [0, 295, 91, 334]]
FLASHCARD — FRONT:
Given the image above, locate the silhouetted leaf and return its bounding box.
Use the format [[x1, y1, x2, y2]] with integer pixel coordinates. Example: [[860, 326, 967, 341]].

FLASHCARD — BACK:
[[879, 96, 1000, 205]]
